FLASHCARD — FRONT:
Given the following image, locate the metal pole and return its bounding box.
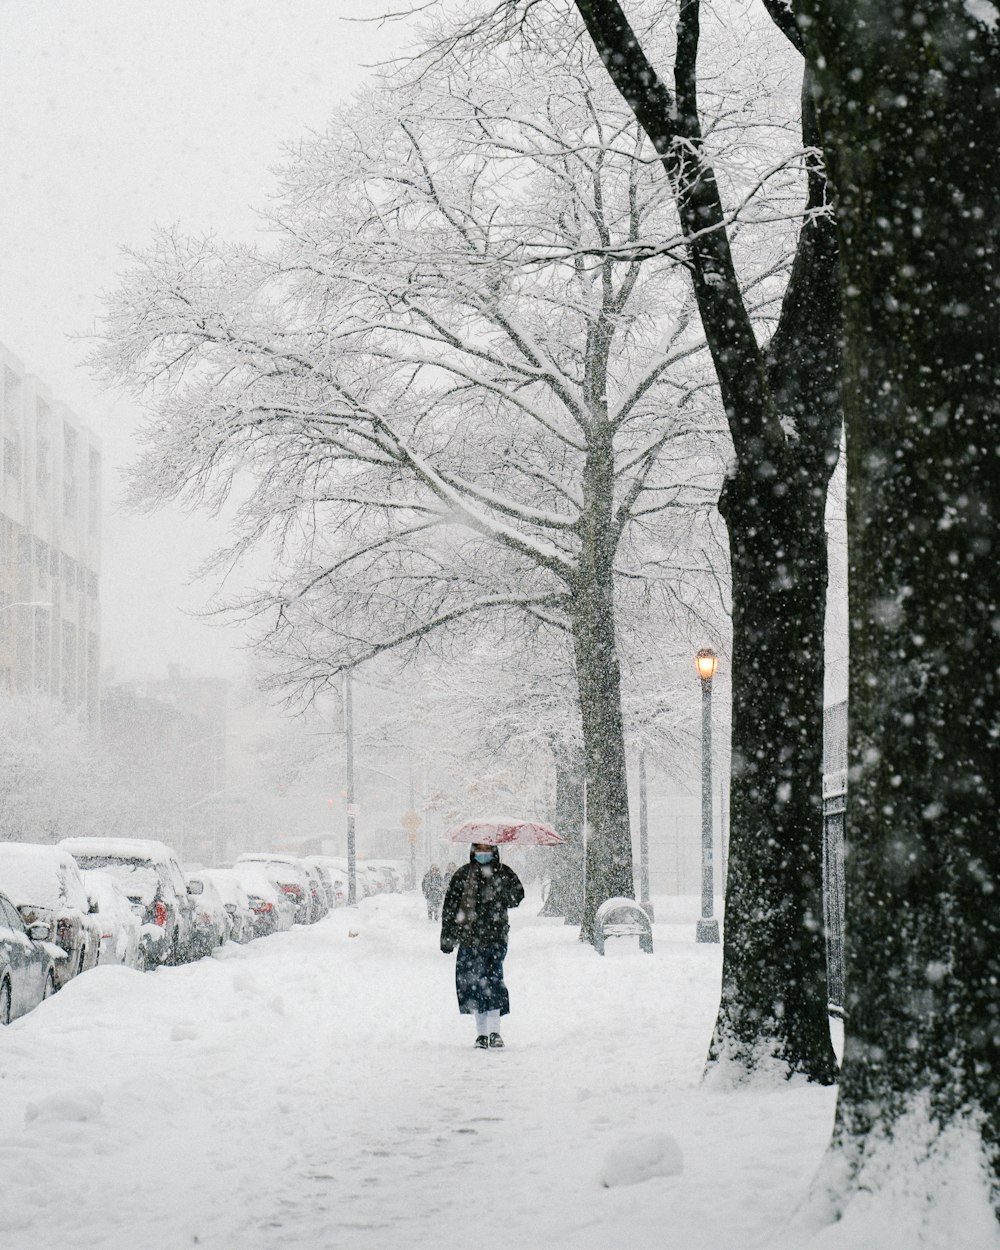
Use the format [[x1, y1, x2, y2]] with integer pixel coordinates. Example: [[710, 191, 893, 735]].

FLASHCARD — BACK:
[[697, 672, 720, 942], [408, 749, 416, 892], [345, 670, 357, 906], [638, 749, 653, 920]]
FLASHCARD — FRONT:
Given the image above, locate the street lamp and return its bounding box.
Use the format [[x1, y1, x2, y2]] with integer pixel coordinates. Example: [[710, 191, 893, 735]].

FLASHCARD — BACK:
[[696, 648, 720, 943]]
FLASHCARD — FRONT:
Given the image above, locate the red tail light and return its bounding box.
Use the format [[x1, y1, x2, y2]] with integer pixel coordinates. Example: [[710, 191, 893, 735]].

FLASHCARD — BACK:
[[154, 901, 168, 927], [253, 901, 273, 914], [279, 884, 302, 898]]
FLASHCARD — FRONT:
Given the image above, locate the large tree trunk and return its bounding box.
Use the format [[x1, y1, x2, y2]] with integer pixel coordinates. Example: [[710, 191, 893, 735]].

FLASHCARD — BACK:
[[710, 465, 838, 1082], [539, 756, 585, 921], [706, 66, 841, 1084], [801, 0, 1000, 1206], [572, 580, 634, 943], [572, 420, 635, 944]]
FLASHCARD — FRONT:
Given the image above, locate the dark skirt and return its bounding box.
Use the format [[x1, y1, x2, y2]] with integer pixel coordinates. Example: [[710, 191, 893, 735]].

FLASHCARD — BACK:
[[455, 943, 510, 1016]]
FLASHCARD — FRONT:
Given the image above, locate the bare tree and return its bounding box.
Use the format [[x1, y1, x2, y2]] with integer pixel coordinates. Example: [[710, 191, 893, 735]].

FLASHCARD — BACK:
[[96, 31, 791, 940], [462, 0, 843, 1081]]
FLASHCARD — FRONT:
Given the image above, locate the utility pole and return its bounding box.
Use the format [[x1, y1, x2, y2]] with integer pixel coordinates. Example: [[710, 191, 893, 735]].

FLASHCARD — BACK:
[[345, 670, 357, 906], [638, 748, 653, 921]]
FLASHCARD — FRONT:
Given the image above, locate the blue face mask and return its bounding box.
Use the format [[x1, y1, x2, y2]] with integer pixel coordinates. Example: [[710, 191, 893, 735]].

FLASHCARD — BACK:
[[473, 850, 494, 864]]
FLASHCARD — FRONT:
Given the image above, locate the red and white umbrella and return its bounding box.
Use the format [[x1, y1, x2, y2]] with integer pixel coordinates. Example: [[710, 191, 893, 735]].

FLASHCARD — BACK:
[[445, 817, 566, 846]]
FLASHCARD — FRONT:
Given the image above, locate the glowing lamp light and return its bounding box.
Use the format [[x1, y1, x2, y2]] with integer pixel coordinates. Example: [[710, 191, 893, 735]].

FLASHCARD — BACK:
[[695, 648, 718, 682]]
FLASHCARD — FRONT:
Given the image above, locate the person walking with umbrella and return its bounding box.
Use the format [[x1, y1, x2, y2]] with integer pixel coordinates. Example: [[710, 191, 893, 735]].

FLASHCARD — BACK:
[[440, 841, 525, 1049]]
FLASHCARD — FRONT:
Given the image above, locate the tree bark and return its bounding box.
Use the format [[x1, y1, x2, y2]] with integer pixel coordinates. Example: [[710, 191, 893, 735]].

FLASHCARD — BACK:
[[799, 0, 1000, 1202], [711, 465, 838, 1080], [540, 756, 586, 921], [573, 423, 635, 943]]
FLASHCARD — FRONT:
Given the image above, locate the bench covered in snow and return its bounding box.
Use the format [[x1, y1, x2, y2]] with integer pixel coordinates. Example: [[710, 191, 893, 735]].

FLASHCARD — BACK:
[[594, 897, 653, 955]]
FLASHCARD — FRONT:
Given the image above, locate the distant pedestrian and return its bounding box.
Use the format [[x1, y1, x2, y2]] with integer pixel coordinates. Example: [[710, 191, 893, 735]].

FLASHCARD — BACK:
[[444, 861, 458, 888], [440, 843, 524, 1049], [421, 864, 445, 921]]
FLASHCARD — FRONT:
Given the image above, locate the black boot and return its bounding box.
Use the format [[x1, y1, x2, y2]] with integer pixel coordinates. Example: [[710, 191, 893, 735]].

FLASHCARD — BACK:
[[488, 1032, 504, 1049], [474, 1035, 489, 1049]]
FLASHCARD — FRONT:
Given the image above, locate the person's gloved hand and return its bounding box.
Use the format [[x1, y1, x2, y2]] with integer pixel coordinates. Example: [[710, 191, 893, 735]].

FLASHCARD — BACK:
[[440, 939, 455, 954]]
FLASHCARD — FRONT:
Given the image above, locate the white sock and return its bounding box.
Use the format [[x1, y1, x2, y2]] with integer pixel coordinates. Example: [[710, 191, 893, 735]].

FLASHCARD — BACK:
[[486, 1009, 501, 1035], [475, 1011, 488, 1036]]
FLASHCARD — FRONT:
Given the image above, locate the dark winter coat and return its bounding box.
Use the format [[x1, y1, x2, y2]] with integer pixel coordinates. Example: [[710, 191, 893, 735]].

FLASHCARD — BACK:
[[421, 866, 445, 905], [440, 849, 524, 952]]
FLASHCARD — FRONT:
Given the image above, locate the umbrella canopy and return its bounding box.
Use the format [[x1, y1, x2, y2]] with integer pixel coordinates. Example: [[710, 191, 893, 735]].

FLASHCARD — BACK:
[[445, 817, 566, 847]]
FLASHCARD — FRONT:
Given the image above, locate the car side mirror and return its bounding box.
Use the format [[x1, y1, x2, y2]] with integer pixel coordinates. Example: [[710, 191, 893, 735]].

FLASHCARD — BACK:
[[88, 899, 100, 914], [187, 881, 204, 895], [27, 921, 51, 941], [224, 903, 237, 914]]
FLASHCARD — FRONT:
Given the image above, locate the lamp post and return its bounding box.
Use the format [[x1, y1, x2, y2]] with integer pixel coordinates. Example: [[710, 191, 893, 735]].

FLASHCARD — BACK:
[[695, 648, 720, 943]]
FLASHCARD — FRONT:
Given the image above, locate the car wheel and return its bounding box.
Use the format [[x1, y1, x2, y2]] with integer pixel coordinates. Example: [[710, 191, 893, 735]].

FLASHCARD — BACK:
[[0, 979, 11, 1025], [42, 971, 56, 999]]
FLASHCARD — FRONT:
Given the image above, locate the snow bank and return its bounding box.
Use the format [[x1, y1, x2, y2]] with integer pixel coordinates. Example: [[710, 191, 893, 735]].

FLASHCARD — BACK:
[[598, 1133, 683, 1187]]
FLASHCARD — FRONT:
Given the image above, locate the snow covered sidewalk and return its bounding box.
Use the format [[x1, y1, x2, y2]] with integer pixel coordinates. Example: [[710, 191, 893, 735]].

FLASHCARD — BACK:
[[0, 892, 838, 1249]]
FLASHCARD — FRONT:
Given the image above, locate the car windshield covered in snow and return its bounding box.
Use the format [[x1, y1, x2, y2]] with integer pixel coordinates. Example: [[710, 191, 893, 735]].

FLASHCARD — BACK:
[[67, 855, 162, 904]]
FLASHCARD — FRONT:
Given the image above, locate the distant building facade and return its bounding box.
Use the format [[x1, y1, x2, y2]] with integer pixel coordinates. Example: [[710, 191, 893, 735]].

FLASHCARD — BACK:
[[0, 343, 101, 722], [101, 665, 230, 860]]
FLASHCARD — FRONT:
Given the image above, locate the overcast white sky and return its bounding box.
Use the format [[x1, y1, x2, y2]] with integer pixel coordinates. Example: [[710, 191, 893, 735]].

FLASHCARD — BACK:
[[0, 0, 409, 682]]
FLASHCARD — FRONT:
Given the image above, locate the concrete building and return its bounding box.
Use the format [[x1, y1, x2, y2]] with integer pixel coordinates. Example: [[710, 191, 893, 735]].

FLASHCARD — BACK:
[[100, 665, 230, 860], [0, 343, 101, 722]]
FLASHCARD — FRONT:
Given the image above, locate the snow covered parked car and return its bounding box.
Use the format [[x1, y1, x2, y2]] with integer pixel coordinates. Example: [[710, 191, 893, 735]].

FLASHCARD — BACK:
[[235, 854, 312, 924], [82, 869, 143, 969], [198, 869, 255, 943], [230, 863, 295, 936], [60, 837, 195, 970], [184, 873, 232, 957], [0, 843, 101, 988], [0, 887, 60, 1022], [305, 856, 348, 907], [302, 863, 328, 921]]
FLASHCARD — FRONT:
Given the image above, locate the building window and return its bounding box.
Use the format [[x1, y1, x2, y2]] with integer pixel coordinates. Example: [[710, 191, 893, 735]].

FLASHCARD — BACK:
[[2, 366, 21, 422], [61, 620, 77, 707], [36, 435, 50, 497], [34, 608, 50, 694], [4, 434, 20, 480], [34, 539, 48, 586], [63, 422, 78, 518]]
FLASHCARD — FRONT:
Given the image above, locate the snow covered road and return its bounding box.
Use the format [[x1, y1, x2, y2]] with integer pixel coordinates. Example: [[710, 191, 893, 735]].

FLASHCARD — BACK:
[[0, 892, 839, 1249]]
